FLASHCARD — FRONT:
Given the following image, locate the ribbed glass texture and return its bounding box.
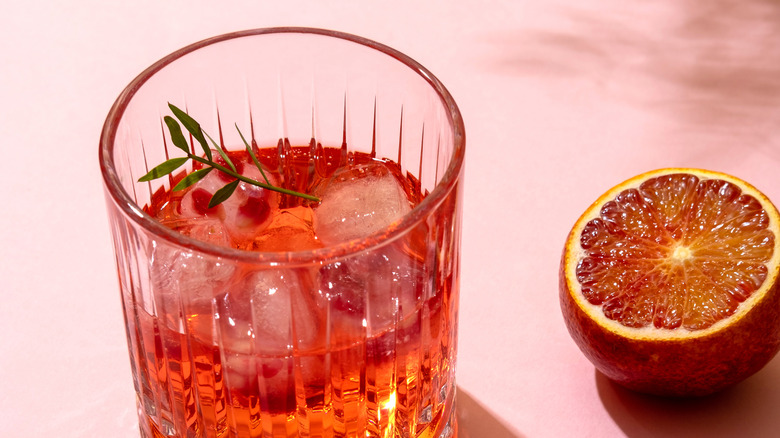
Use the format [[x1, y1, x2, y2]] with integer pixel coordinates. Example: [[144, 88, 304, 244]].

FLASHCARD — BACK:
[[100, 28, 465, 438]]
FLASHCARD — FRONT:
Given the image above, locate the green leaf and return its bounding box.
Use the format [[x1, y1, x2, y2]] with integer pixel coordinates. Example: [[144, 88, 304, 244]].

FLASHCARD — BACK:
[[236, 123, 270, 184], [204, 130, 236, 172], [172, 167, 214, 191], [138, 157, 188, 182], [209, 179, 240, 208], [168, 103, 211, 161], [144, 106, 318, 204], [163, 116, 191, 154]]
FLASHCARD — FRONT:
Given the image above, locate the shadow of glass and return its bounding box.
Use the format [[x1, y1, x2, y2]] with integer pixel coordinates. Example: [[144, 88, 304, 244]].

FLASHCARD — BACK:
[[595, 355, 780, 438], [457, 388, 525, 438]]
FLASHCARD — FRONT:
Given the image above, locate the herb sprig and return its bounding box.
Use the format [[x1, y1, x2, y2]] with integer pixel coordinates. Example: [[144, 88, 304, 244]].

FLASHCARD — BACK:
[[138, 103, 319, 206]]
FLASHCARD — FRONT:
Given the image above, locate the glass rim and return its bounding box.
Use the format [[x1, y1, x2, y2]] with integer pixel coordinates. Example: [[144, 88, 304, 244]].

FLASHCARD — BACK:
[[99, 26, 465, 265]]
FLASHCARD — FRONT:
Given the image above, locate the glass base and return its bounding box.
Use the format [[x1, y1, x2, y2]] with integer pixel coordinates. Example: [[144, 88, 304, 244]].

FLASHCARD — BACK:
[[138, 399, 458, 438]]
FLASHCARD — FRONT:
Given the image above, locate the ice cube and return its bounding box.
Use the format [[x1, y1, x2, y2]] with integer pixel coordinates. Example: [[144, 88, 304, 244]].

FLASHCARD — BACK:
[[213, 268, 326, 396], [312, 163, 412, 247], [215, 268, 323, 356], [247, 206, 321, 252], [158, 216, 231, 247], [178, 151, 279, 247], [149, 242, 237, 331], [222, 164, 280, 243], [318, 241, 424, 332]]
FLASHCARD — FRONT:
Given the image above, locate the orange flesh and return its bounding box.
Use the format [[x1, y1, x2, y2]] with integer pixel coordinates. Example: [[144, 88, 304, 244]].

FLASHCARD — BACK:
[[576, 174, 775, 331]]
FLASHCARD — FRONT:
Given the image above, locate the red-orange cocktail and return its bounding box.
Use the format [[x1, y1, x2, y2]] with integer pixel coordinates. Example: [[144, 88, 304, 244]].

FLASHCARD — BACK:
[[100, 28, 465, 437]]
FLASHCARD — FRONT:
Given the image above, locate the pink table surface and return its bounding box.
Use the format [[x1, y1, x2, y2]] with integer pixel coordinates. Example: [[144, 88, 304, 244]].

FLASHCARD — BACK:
[[3, 1, 780, 437]]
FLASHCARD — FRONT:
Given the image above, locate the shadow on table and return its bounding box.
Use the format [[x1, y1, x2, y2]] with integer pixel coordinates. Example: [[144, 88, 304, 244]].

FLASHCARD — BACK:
[[486, 0, 780, 147], [596, 356, 780, 438], [457, 388, 524, 438]]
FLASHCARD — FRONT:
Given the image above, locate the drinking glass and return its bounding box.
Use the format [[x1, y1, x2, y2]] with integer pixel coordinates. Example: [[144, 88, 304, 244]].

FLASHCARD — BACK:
[[100, 27, 465, 438]]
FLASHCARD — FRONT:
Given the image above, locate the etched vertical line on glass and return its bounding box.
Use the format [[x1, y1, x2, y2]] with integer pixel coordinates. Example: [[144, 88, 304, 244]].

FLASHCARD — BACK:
[[309, 83, 327, 179], [177, 310, 209, 437], [396, 297, 420, 436], [186, 103, 199, 157], [305, 87, 318, 192], [435, 133, 442, 188], [427, 214, 447, 434], [371, 99, 378, 159], [111, 217, 153, 433], [131, 230, 173, 436], [290, 274, 309, 436], [397, 106, 404, 169], [409, 245, 432, 436], [418, 124, 426, 196], [276, 73, 289, 145], [215, 106, 225, 152], [254, 330, 278, 438], [362, 268, 374, 435], [239, 289, 263, 437], [152, 269, 197, 436], [181, 280, 228, 437], [248, 100, 257, 151], [361, 256, 381, 438], [413, 302, 433, 433], [246, 274, 287, 436], [174, 318, 203, 433], [450, 181, 464, 382], [380, 250, 402, 436], [135, 141, 147, 206], [356, 334, 368, 437], [309, 78, 317, 144], [307, 136, 318, 190], [276, 75, 297, 208], [324, 267, 350, 436], [389, 285, 403, 438], [312, 268, 336, 435], [213, 292, 243, 436], [415, 242, 436, 436], [431, 181, 461, 437], [182, 101, 195, 153], [108, 217, 136, 380], [309, 101, 317, 151], [241, 78, 252, 156], [316, 270, 335, 437], [246, 98, 267, 178], [312, 282, 334, 436], [276, 72, 291, 160], [176, 273, 206, 436], [340, 94, 349, 167], [148, 311, 175, 434], [244, 272, 269, 436], [158, 117, 175, 190]]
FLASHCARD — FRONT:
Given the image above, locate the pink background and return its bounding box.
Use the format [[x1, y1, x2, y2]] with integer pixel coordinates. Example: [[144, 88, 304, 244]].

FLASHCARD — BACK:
[[3, 1, 780, 437]]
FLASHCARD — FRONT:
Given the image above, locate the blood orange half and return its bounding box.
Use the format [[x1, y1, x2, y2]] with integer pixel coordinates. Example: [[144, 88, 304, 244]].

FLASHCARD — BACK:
[[560, 168, 780, 396]]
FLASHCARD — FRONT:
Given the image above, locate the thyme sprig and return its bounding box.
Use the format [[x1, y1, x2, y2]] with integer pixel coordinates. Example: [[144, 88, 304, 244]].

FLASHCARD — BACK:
[[138, 103, 319, 207]]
